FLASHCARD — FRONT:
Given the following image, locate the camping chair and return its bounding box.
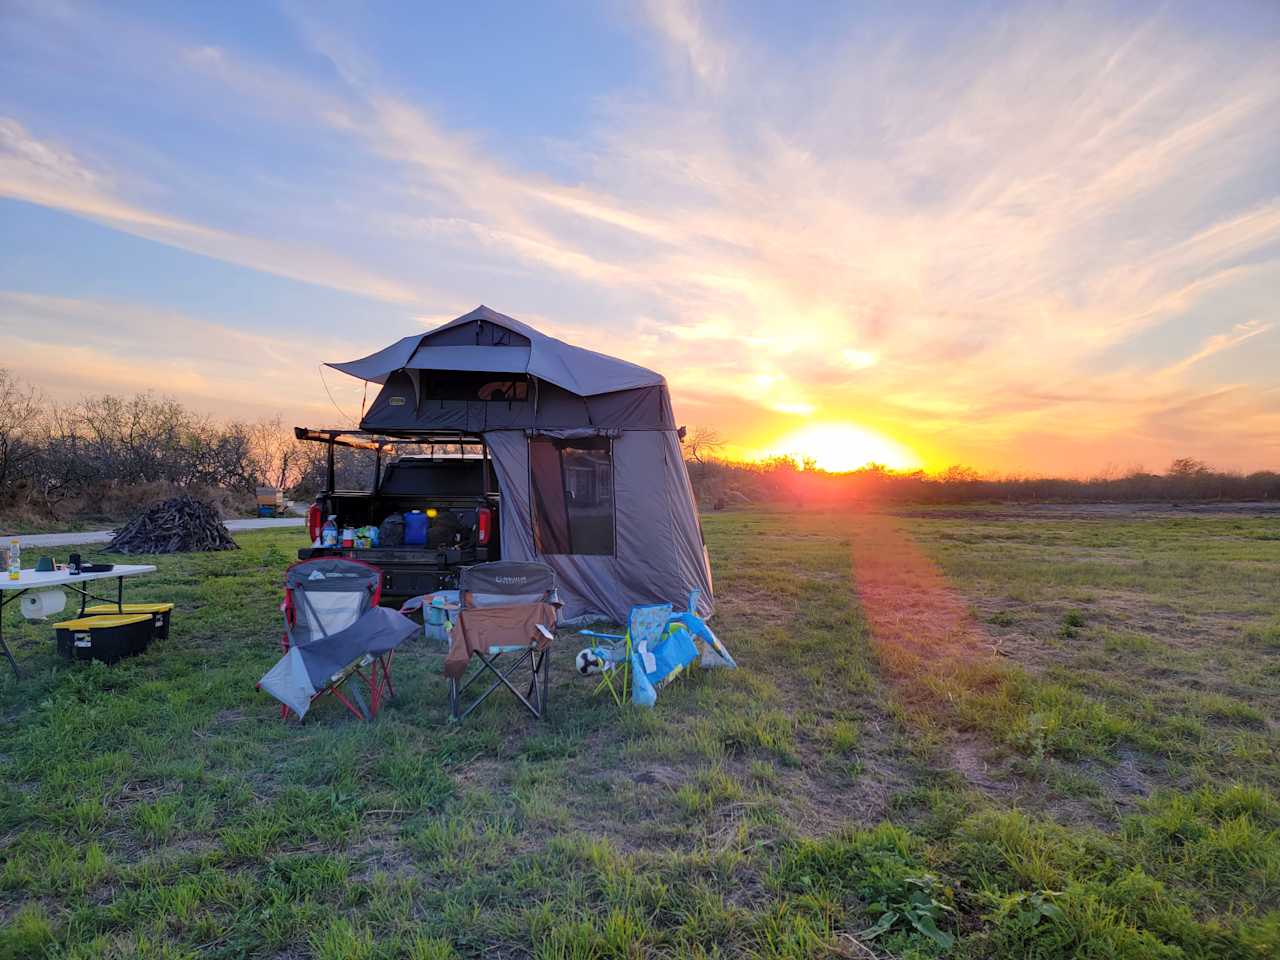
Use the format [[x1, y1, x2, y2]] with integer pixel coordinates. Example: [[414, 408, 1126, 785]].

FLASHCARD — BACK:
[[259, 558, 416, 722], [446, 561, 559, 721], [578, 602, 674, 706], [579, 591, 732, 707]]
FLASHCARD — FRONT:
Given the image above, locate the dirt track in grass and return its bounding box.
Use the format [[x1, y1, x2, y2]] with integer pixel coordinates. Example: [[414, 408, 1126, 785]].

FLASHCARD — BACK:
[[846, 512, 1033, 805], [850, 512, 1000, 667]]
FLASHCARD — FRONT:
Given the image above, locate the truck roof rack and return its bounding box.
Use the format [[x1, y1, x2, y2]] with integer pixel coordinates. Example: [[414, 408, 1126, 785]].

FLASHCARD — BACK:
[[293, 427, 485, 450]]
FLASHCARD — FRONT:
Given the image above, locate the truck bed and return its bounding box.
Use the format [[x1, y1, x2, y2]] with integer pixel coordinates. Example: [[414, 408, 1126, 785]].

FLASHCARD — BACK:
[[297, 544, 488, 604], [295, 440, 501, 607]]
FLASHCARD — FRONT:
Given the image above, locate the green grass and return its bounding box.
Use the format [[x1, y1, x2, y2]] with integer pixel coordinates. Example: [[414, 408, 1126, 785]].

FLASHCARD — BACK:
[[1, 511, 1277, 957], [907, 512, 1280, 786]]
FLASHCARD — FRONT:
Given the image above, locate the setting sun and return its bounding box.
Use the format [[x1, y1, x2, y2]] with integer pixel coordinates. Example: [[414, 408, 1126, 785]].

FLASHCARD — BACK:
[[760, 423, 922, 473]]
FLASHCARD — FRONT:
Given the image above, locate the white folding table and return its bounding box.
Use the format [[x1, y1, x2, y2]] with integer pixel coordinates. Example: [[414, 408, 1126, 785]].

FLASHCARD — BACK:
[[0, 564, 157, 678]]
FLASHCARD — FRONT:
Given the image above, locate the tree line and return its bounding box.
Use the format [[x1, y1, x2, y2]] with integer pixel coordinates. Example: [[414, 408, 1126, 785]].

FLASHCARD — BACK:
[[681, 427, 1280, 508], [0, 369, 333, 520], [3, 370, 1277, 523]]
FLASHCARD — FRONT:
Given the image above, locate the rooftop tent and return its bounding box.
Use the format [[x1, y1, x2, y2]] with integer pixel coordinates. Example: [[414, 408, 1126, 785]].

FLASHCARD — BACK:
[[327, 306, 712, 623]]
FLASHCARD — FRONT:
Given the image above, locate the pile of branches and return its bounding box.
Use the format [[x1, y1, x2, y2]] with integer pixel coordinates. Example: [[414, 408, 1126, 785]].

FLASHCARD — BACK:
[[108, 495, 238, 554]]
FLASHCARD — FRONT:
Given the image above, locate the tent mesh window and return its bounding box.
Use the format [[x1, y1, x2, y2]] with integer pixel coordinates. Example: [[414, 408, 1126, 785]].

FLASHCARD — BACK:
[[425, 372, 530, 402], [529, 436, 615, 556]]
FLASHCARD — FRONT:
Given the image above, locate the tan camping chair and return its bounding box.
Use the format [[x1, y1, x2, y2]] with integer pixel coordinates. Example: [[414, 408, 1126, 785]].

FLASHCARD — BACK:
[[445, 561, 559, 721]]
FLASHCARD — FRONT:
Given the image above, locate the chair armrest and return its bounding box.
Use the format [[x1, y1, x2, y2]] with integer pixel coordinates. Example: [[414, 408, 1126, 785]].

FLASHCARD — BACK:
[[398, 595, 426, 615], [578, 629, 624, 640]]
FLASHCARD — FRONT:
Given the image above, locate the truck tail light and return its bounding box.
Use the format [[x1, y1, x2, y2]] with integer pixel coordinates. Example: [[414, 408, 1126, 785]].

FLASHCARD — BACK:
[[306, 502, 322, 543], [477, 506, 492, 545]]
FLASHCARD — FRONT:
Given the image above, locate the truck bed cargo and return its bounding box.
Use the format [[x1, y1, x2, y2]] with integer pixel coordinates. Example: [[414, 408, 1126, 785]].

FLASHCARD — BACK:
[[294, 429, 500, 607]]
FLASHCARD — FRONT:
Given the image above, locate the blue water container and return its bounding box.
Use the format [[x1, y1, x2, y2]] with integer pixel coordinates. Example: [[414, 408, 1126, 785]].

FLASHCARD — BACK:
[[404, 510, 429, 546]]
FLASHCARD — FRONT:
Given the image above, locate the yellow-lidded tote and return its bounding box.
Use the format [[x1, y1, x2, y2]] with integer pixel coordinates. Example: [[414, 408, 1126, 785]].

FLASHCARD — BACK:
[[84, 602, 175, 641], [54, 614, 152, 664]]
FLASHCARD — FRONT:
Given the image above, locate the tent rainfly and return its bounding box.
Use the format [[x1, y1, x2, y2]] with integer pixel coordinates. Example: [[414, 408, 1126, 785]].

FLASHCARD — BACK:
[[327, 305, 713, 623]]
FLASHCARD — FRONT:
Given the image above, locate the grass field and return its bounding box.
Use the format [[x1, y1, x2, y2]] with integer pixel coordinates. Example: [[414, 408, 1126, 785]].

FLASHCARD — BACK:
[[1, 508, 1277, 958]]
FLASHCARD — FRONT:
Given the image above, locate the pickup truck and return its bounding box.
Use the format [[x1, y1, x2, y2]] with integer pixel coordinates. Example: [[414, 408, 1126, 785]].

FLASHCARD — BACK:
[[294, 428, 499, 607]]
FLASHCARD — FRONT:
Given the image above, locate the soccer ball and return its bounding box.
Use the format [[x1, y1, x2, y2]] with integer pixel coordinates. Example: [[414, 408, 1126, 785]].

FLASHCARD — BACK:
[[575, 647, 604, 676]]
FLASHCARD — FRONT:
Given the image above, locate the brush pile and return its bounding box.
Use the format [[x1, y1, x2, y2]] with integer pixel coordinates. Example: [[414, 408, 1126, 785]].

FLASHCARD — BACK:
[[108, 496, 239, 554]]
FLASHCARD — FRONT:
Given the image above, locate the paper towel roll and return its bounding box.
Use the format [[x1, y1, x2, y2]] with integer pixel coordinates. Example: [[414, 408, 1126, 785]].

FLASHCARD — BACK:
[[21, 588, 66, 619]]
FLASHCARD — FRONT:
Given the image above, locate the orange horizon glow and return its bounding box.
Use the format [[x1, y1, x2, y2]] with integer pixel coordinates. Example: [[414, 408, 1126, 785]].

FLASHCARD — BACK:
[[755, 422, 924, 473]]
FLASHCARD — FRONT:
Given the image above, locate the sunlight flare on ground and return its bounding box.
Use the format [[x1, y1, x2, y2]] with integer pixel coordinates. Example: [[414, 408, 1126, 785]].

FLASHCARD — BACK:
[[760, 422, 922, 472]]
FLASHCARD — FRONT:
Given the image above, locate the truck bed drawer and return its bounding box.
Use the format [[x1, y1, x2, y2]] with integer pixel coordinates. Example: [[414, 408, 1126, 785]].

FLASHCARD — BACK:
[[379, 566, 457, 599]]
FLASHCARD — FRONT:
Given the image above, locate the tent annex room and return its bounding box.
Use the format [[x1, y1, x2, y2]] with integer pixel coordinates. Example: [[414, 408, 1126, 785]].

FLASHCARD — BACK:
[[327, 305, 714, 624]]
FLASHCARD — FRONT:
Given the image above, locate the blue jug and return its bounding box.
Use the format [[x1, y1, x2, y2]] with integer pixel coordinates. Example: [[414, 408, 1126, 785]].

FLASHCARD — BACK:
[[404, 510, 429, 546]]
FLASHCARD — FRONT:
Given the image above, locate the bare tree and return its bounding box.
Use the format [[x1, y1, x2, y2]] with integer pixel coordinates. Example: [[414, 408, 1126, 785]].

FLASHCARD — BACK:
[[1167, 457, 1211, 477], [246, 417, 307, 491], [29, 404, 89, 514], [682, 425, 725, 465], [0, 368, 41, 491], [937, 464, 981, 483], [680, 426, 728, 507]]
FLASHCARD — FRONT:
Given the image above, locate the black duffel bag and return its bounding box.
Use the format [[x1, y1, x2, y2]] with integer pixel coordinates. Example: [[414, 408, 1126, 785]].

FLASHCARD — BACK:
[[379, 512, 405, 547]]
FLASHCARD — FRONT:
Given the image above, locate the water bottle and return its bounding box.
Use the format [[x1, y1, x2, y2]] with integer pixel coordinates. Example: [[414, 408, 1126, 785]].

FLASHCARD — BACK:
[[7, 538, 19, 580], [321, 516, 338, 547]]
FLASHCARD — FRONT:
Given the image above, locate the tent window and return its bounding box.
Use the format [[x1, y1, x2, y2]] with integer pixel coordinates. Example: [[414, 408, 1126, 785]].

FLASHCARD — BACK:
[[529, 437, 615, 556], [477, 380, 528, 401], [424, 372, 530, 402]]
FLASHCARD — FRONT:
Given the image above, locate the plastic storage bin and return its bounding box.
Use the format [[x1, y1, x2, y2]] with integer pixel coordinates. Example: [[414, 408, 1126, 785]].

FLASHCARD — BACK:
[[84, 602, 174, 642], [422, 590, 460, 646], [55, 614, 153, 664]]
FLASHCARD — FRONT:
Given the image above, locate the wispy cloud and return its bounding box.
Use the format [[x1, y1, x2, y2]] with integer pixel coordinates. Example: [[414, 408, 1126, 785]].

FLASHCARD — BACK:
[[0, 118, 421, 303], [0, 291, 372, 424], [642, 0, 730, 92], [1161, 320, 1274, 377]]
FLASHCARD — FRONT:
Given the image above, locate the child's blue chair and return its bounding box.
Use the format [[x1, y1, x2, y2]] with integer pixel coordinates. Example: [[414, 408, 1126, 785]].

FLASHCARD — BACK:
[[578, 600, 704, 707], [578, 602, 671, 706]]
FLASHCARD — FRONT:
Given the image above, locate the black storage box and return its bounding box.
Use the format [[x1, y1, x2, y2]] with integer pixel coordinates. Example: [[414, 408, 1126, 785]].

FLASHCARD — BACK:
[[84, 603, 174, 642], [55, 614, 153, 664]]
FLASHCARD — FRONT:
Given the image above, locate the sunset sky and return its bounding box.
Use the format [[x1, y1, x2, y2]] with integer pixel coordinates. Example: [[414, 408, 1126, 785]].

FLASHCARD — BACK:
[[3, 1, 1279, 476]]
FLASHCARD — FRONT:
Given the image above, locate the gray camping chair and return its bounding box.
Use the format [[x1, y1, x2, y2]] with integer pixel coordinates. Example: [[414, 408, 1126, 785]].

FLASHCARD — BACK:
[[446, 561, 559, 721], [259, 558, 417, 721]]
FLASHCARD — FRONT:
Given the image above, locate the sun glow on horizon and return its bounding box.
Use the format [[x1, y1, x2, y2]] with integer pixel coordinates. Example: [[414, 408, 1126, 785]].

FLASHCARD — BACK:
[[759, 422, 922, 473]]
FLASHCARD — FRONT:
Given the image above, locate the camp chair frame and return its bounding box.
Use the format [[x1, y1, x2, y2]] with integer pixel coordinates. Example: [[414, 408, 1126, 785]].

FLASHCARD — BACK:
[[448, 631, 551, 722], [578, 602, 674, 706], [576, 627, 630, 705], [447, 562, 558, 722], [278, 557, 394, 722]]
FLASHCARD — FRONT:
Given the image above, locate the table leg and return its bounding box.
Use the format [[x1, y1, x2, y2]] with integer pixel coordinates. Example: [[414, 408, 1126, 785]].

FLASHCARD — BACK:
[[1, 591, 25, 679]]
